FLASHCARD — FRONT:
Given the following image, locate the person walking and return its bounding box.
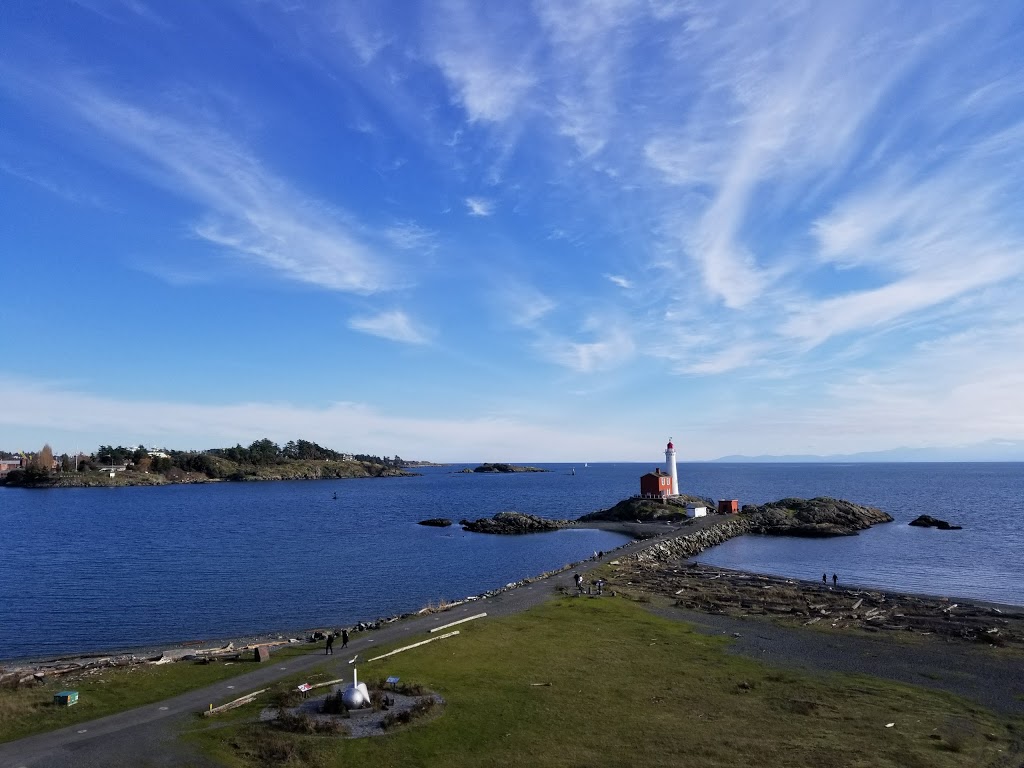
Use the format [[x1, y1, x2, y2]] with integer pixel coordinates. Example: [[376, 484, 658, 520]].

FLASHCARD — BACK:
[[832, 573, 838, 587], [574, 572, 584, 593], [822, 573, 827, 585], [325, 632, 334, 655], [341, 629, 349, 649]]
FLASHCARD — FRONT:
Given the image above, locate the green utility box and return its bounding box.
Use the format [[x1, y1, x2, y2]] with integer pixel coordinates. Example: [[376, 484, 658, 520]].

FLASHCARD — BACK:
[[54, 690, 79, 706]]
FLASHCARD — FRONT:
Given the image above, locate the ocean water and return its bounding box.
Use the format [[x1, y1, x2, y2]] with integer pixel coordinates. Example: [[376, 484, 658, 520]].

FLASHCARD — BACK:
[[1, 462, 1021, 661], [692, 462, 1024, 606]]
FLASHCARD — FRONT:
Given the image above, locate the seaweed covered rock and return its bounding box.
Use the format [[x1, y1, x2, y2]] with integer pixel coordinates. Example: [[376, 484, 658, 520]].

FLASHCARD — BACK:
[[743, 497, 893, 537], [460, 511, 572, 534], [418, 518, 453, 527]]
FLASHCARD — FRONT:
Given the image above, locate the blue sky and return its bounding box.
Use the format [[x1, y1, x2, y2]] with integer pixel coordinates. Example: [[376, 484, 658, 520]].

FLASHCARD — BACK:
[[1, 1, 1023, 462]]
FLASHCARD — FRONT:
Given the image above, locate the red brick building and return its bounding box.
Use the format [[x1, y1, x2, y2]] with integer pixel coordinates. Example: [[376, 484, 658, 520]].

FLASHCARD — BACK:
[[640, 468, 673, 499]]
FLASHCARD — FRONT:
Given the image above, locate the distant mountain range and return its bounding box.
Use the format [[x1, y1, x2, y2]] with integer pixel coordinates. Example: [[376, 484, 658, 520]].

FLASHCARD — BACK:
[[711, 439, 1024, 463]]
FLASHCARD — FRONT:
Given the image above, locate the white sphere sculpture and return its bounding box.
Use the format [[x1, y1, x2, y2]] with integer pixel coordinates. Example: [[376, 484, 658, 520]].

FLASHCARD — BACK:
[[342, 668, 370, 709]]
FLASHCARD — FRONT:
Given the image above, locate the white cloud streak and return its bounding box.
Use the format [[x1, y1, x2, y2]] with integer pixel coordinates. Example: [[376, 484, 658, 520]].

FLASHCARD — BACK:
[[535, 321, 635, 373], [464, 197, 495, 217], [63, 85, 395, 294], [348, 310, 430, 345], [605, 274, 631, 289]]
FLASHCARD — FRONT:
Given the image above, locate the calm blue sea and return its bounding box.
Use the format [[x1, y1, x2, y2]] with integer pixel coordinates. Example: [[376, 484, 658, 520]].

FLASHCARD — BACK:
[[1, 462, 1021, 661]]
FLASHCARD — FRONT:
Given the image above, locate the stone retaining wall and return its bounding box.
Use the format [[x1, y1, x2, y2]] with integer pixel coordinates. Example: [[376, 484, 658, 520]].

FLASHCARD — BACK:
[[629, 519, 752, 564]]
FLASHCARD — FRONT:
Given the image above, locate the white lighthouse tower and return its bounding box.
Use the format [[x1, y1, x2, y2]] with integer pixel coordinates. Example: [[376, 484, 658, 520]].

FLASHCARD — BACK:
[[665, 438, 678, 496]]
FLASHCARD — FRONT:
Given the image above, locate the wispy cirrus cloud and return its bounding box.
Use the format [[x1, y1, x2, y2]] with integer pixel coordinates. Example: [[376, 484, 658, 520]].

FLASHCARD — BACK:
[[57, 83, 396, 295], [0, 160, 105, 208], [788, 122, 1024, 345], [348, 310, 429, 345], [534, 318, 635, 374], [532, 0, 643, 157], [605, 274, 631, 289], [429, 4, 535, 125], [465, 197, 494, 217], [497, 283, 556, 329], [384, 221, 438, 253], [71, 0, 167, 26], [644, 5, 929, 310]]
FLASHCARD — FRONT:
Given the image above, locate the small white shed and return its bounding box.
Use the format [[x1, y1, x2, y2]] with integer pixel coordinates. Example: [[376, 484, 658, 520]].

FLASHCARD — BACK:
[[686, 503, 707, 518]]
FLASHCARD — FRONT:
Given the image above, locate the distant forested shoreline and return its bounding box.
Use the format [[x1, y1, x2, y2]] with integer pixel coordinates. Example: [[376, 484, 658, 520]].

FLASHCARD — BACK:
[[0, 439, 415, 488]]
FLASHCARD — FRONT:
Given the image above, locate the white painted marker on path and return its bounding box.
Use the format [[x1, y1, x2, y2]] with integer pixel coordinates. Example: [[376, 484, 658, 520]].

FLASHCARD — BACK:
[[430, 612, 487, 633]]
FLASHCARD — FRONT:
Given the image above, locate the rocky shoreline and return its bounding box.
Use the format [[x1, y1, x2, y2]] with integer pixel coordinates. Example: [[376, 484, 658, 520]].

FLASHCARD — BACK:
[[3, 465, 414, 489], [595, 512, 1024, 651], [611, 560, 1024, 651], [0, 555, 603, 687]]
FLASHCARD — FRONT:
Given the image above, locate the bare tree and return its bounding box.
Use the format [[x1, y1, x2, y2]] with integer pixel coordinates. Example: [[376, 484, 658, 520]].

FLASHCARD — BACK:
[[32, 444, 55, 472]]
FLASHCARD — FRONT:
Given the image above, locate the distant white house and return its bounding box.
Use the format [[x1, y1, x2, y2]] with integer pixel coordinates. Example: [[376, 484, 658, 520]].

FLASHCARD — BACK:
[[686, 503, 707, 518], [147, 450, 170, 459]]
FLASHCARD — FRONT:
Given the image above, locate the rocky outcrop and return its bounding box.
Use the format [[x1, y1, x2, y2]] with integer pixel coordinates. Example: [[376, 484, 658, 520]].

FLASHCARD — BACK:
[[460, 511, 572, 534], [457, 463, 549, 473], [909, 515, 962, 530], [418, 518, 453, 527], [742, 497, 893, 537], [579, 495, 714, 522]]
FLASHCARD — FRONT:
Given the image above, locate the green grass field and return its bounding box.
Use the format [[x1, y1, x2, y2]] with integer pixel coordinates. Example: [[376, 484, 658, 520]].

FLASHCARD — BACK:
[[190, 597, 1023, 768], [0, 644, 316, 743]]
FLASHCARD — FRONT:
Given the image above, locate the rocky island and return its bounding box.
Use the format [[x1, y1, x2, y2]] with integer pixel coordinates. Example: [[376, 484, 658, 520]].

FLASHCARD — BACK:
[[457, 496, 893, 541], [459, 511, 572, 534], [909, 514, 963, 530], [740, 497, 893, 537], [456, 463, 549, 473]]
